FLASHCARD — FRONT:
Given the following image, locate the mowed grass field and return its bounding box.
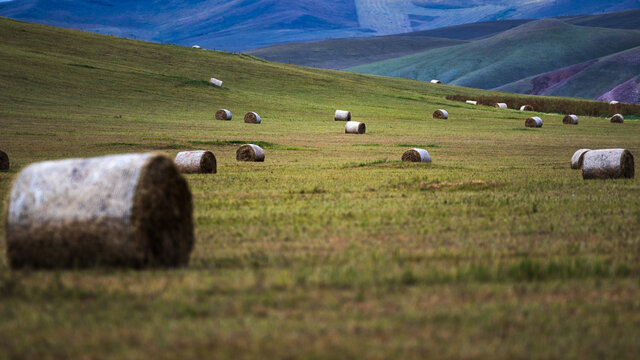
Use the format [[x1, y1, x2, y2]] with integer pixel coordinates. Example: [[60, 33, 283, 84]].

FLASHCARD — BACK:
[[1, 18, 640, 359]]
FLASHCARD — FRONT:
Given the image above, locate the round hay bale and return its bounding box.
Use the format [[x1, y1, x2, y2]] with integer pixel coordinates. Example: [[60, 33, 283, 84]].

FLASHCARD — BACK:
[[433, 109, 448, 119], [209, 77, 223, 87], [215, 109, 232, 121], [466, 100, 477, 105], [520, 105, 534, 111], [563, 114, 578, 125], [525, 116, 543, 128], [345, 121, 366, 134], [402, 148, 431, 163], [192, 45, 201, 49], [494, 103, 508, 109], [570, 149, 590, 169], [611, 114, 624, 123], [4, 153, 194, 269], [244, 112, 262, 124], [609, 100, 619, 105], [582, 149, 634, 180], [236, 144, 265, 162], [334, 110, 351, 121], [175, 150, 216, 174], [430, 79, 441, 84], [0, 150, 9, 171]]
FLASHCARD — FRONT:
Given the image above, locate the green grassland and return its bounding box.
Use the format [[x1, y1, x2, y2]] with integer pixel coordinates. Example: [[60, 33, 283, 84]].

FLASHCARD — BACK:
[[1, 17, 640, 359]]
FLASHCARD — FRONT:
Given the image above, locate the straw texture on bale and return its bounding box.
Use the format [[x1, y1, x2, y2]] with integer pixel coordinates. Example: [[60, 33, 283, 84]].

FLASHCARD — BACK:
[[563, 114, 579, 125], [175, 150, 216, 174], [430, 80, 441, 84], [402, 148, 431, 163], [610, 114, 624, 123], [570, 149, 590, 169], [244, 112, 262, 124], [334, 110, 351, 121], [525, 116, 543, 128], [209, 77, 223, 87], [582, 149, 634, 180], [215, 109, 232, 121], [433, 109, 448, 119], [0, 150, 8, 171], [345, 121, 366, 134], [520, 105, 533, 111], [4, 153, 194, 269], [494, 103, 508, 109], [236, 144, 265, 162], [466, 100, 477, 105]]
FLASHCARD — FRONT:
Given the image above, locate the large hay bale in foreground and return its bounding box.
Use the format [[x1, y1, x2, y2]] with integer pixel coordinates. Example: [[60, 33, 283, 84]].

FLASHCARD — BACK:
[[525, 117, 543, 128], [430, 79, 441, 84], [570, 149, 590, 169], [175, 150, 216, 174], [236, 144, 265, 162], [0, 150, 8, 171], [582, 149, 634, 180], [433, 109, 448, 119], [215, 109, 232, 121], [345, 121, 366, 134], [244, 112, 262, 124], [402, 148, 431, 163], [611, 114, 624, 123], [4, 153, 194, 269], [520, 105, 533, 111], [494, 103, 508, 109], [209, 77, 223, 87], [466, 100, 477, 105], [563, 114, 579, 125], [334, 110, 351, 121]]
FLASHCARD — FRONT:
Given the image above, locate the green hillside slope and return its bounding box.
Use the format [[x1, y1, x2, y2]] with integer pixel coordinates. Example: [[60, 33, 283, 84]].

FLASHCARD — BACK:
[[1, 18, 640, 359], [347, 19, 640, 90]]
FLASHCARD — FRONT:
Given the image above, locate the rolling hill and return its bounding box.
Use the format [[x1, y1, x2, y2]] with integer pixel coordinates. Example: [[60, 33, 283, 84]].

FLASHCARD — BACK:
[[347, 19, 640, 93], [1, 0, 639, 50]]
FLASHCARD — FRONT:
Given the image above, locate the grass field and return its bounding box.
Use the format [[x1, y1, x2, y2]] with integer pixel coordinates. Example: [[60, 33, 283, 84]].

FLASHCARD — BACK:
[[1, 18, 640, 359]]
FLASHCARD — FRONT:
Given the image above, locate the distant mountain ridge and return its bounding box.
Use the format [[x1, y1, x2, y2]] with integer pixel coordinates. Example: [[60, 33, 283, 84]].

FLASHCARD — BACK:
[[1, 0, 639, 50]]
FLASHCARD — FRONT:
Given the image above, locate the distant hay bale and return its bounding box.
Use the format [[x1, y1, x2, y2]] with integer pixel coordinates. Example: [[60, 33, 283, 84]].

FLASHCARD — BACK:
[[209, 77, 223, 87], [525, 116, 543, 128], [244, 112, 262, 124], [570, 149, 591, 169], [345, 121, 366, 134], [402, 148, 431, 163], [610, 114, 624, 123], [334, 110, 351, 121], [494, 103, 508, 109], [582, 149, 634, 180], [192, 45, 201, 49], [215, 109, 232, 121], [609, 100, 619, 105], [430, 80, 442, 84], [0, 150, 8, 171], [4, 153, 194, 269], [236, 144, 265, 162], [175, 150, 216, 174], [433, 109, 448, 119], [466, 100, 477, 105], [520, 105, 533, 111], [563, 114, 579, 125]]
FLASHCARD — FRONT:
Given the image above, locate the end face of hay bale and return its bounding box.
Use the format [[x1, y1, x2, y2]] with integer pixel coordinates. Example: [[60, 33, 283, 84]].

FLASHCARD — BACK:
[[611, 114, 624, 123], [236, 144, 265, 162], [402, 148, 431, 163], [215, 109, 232, 121], [334, 110, 351, 121], [5, 153, 194, 269], [209, 77, 223, 87], [345, 121, 366, 134], [582, 149, 634, 180], [466, 100, 477, 105], [570, 149, 590, 169], [244, 112, 262, 124], [430, 79, 441, 84], [520, 105, 533, 111], [0, 150, 8, 171], [494, 103, 508, 109], [525, 117, 543, 128], [175, 150, 217, 174], [433, 109, 448, 119], [563, 114, 578, 125]]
